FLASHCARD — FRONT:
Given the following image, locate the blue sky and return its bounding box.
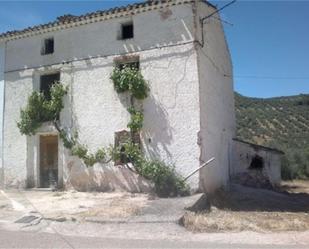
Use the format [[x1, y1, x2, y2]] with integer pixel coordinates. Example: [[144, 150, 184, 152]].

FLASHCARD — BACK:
[[0, 0, 308, 98]]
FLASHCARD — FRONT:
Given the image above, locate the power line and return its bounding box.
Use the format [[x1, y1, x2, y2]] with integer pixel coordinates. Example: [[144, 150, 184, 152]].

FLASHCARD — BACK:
[[201, 0, 237, 23]]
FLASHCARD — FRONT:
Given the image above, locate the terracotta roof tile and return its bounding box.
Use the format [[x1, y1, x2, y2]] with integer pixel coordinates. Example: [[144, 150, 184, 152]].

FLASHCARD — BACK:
[[0, 0, 209, 41]]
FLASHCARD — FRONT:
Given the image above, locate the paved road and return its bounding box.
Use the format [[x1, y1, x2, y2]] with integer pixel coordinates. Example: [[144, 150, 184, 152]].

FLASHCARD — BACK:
[[0, 229, 307, 249]]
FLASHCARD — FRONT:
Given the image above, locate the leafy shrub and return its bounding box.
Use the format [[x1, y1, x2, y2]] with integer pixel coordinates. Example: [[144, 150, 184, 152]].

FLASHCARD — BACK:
[[71, 144, 108, 167], [110, 66, 149, 100], [139, 160, 190, 197], [113, 141, 190, 197], [59, 129, 77, 150], [127, 107, 144, 132], [17, 83, 68, 135], [71, 144, 88, 159], [17, 84, 107, 167], [17, 92, 47, 135], [95, 148, 107, 161]]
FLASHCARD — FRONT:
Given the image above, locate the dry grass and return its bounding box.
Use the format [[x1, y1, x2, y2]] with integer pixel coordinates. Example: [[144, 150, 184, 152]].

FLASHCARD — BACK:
[[77, 195, 147, 219], [280, 180, 309, 194], [183, 209, 309, 233], [182, 181, 309, 233]]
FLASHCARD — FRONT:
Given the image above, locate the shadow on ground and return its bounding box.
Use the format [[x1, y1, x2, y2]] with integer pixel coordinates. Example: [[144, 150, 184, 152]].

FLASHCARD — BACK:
[[210, 183, 309, 212]]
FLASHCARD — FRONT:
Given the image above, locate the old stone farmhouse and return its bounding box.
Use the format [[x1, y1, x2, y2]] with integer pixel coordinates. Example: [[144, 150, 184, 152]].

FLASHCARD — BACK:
[[0, 0, 281, 193]]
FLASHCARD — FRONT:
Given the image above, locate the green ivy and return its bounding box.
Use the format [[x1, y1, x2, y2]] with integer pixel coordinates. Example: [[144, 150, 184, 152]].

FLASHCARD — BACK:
[[59, 129, 77, 150], [110, 65, 189, 196], [65, 135, 109, 167], [112, 140, 189, 197], [110, 65, 149, 100], [127, 107, 144, 133], [17, 83, 68, 135], [17, 83, 108, 167]]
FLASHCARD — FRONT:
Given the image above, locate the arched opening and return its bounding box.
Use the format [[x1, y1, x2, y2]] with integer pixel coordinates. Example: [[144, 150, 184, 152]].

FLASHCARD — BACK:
[[249, 155, 264, 170]]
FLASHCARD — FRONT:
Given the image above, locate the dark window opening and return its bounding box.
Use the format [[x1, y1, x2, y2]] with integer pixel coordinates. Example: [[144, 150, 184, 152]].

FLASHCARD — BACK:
[[114, 130, 130, 165], [121, 22, 134, 40], [119, 145, 127, 165], [249, 155, 264, 170], [42, 38, 54, 55], [40, 73, 60, 100], [117, 61, 140, 71], [114, 130, 140, 165]]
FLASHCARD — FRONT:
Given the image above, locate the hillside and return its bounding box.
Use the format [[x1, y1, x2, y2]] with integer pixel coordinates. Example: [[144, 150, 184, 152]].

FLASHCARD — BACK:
[[235, 93, 309, 179]]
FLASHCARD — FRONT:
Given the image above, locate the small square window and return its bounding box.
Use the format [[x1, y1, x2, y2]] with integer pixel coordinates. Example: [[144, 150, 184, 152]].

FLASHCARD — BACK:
[[41, 38, 54, 55], [121, 22, 134, 40]]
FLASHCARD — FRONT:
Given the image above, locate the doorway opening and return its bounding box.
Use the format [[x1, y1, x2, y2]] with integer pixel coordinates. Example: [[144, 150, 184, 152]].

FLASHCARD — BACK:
[[40, 135, 58, 188]]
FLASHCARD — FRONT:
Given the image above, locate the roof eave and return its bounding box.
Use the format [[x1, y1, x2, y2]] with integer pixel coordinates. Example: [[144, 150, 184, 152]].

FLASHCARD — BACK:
[[0, 0, 196, 42]]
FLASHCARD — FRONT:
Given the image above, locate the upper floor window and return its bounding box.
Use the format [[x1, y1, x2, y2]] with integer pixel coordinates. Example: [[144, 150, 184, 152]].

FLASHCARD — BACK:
[[41, 37, 54, 55], [117, 61, 139, 71], [40, 72, 60, 100], [121, 22, 134, 40], [114, 55, 140, 70]]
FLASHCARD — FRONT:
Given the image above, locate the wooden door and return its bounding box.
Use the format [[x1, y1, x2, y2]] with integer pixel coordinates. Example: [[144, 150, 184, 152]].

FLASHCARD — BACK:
[[40, 135, 58, 188]]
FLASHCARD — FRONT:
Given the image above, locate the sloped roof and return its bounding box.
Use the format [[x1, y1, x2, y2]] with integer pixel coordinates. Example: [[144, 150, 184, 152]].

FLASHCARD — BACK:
[[0, 0, 208, 42], [233, 138, 285, 155]]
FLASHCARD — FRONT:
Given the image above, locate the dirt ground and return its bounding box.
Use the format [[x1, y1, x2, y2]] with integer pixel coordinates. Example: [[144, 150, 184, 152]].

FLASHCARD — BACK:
[[0, 190, 149, 222], [182, 180, 309, 233], [279, 180, 309, 194]]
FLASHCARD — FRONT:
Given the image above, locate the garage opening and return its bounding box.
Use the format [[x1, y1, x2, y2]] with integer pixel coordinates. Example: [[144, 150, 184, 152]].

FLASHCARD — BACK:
[[40, 135, 58, 188], [249, 155, 264, 170]]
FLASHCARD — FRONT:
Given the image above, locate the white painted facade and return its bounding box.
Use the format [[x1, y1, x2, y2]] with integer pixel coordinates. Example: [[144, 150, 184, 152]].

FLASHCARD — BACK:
[[0, 43, 4, 187], [194, 1, 235, 192], [0, 1, 235, 193]]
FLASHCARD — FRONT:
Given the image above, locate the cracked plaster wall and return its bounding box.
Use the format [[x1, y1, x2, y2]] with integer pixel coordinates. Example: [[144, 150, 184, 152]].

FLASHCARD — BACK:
[[2, 2, 235, 193], [195, 2, 236, 193], [2, 4, 201, 190], [0, 43, 4, 187]]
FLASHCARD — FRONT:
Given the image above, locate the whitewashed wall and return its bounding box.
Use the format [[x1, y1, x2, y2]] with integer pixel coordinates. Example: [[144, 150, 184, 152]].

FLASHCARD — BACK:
[[2, 2, 236, 192], [5, 4, 195, 72], [2, 4, 201, 190], [3, 69, 33, 187], [0, 43, 5, 187], [195, 2, 236, 193]]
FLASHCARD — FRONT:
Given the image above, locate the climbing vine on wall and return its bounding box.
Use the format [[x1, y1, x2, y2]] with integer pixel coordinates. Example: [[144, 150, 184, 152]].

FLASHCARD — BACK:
[[110, 65, 149, 135], [110, 65, 149, 100], [17, 83, 68, 136], [17, 65, 189, 196], [17, 83, 109, 167], [110, 65, 189, 197]]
